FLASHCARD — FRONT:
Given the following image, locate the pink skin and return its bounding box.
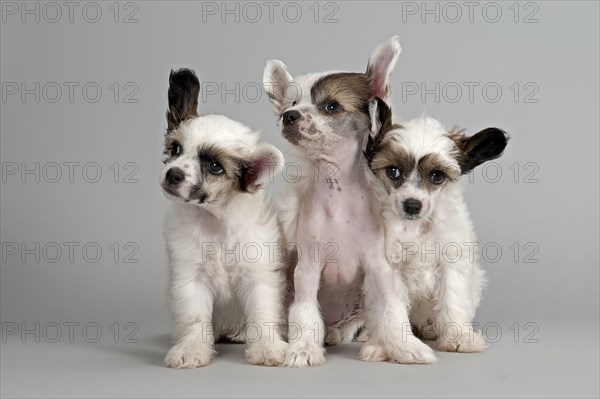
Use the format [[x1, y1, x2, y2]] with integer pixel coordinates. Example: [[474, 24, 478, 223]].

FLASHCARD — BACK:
[[265, 37, 437, 366], [297, 142, 374, 327]]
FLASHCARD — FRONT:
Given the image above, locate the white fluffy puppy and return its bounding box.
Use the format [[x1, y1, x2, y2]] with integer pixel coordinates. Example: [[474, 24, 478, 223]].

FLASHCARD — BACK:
[[160, 69, 288, 368], [366, 100, 508, 352]]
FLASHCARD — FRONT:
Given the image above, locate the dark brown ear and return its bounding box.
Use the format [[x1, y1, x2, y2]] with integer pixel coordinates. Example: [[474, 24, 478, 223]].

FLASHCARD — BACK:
[[365, 98, 394, 163], [452, 127, 509, 174], [167, 68, 200, 131]]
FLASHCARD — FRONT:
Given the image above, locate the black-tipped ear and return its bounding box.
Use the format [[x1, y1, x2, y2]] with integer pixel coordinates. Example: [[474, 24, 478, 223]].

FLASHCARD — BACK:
[[365, 98, 393, 163], [167, 68, 200, 131], [455, 128, 509, 173]]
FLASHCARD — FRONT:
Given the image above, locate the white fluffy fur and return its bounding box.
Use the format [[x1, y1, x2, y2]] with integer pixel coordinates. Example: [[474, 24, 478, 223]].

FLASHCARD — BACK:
[[372, 117, 489, 352], [161, 115, 288, 368]]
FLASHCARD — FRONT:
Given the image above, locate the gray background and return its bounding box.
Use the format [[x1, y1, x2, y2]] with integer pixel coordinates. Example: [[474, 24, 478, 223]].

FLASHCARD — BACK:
[[1, 1, 598, 397]]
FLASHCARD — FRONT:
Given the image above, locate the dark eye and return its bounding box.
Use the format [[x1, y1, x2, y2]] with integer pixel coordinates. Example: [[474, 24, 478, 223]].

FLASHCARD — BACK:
[[386, 166, 402, 181], [324, 101, 341, 114], [208, 160, 224, 175], [430, 170, 445, 184], [171, 142, 182, 157]]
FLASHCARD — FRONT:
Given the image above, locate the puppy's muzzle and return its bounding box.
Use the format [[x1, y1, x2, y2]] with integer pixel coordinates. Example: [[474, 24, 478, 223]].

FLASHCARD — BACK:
[[165, 167, 185, 186], [403, 198, 422, 216]]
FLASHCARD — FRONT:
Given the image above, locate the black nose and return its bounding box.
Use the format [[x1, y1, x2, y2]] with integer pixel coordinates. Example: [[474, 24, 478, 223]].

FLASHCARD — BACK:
[[403, 199, 422, 215], [282, 110, 301, 126], [165, 167, 185, 185]]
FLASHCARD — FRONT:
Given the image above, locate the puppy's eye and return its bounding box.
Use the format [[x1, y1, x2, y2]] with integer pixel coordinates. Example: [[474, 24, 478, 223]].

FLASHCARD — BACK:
[[171, 142, 182, 157], [208, 161, 224, 175], [324, 101, 341, 114], [430, 170, 445, 184], [386, 166, 402, 181]]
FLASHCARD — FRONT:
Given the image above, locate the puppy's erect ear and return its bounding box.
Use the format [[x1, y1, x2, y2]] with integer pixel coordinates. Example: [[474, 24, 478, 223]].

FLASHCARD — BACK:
[[167, 68, 200, 131], [241, 143, 284, 193], [366, 98, 394, 162], [366, 36, 401, 102], [369, 97, 393, 139], [263, 60, 293, 115], [451, 128, 509, 174]]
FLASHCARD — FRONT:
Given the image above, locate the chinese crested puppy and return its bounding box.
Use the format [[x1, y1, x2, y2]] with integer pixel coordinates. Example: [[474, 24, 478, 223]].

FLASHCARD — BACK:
[[263, 37, 438, 366], [160, 68, 287, 367], [366, 100, 509, 353]]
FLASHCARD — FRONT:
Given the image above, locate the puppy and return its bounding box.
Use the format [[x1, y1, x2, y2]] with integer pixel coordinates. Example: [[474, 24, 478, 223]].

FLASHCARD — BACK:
[[161, 68, 288, 368], [263, 37, 437, 366], [366, 100, 509, 352]]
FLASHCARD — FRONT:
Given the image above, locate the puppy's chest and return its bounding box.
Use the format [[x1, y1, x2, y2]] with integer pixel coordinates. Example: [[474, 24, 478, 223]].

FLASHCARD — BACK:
[[392, 229, 442, 297], [301, 183, 379, 255]]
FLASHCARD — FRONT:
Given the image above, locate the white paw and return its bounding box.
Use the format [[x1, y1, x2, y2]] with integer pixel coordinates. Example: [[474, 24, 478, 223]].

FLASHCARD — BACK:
[[437, 330, 487, 353], [358, 342, 388, 362], [245, 339, 289, 367], [360, 336, 437, 364], [164, 341, 215, 368], [283, 342, 326, 367]]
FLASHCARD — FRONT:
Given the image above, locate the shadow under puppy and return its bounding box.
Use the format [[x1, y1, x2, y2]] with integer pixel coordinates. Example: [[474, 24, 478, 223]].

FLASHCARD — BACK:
[[263, 37, 437, 366], [366, 100, 509, 353], [160, 68, 288, 368]]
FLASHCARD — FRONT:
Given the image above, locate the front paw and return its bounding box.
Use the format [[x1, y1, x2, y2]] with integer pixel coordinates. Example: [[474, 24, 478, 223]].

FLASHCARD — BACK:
[[284, 342, 326, 367], [164, 341, 215, 368], [360, 336, 437, 364], [245, 339, 288, 367], [437, 330, 487, 353]]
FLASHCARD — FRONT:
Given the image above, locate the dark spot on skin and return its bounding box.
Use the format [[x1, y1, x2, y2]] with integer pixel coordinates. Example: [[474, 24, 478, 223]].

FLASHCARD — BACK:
[[308, 124, 317, 135], [300, 126, 305, 132], [282, 126, 301, 145], [307, 114, 312, 120]]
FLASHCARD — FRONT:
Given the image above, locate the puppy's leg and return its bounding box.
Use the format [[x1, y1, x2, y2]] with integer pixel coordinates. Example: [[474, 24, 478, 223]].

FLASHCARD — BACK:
[[434, 261, 486, 353], [284, 258, 325, 367], [360, 257, 437, 364], [238, 275, 288, 366], [164, 276, 216, 368]]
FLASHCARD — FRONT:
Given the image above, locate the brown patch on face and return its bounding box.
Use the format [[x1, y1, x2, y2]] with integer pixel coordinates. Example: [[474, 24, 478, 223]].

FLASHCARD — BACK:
[[311, 73, 372, 115], [417, 153, 461, 191], [370, 141, 416, 189], [282, 126, 302, 145], [163, 130, 186, 162]]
